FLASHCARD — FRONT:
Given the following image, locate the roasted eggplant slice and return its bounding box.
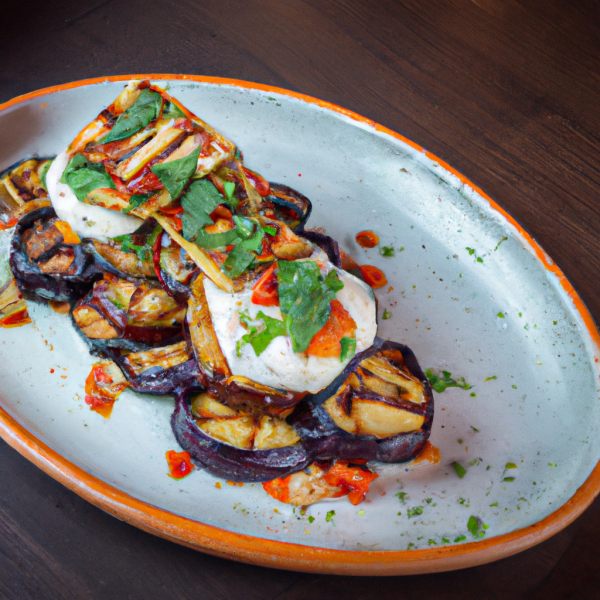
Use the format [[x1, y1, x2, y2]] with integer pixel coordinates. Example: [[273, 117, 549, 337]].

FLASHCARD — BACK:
[[72, 273, 186, 350], [10, 207, 99, 302], [106, 341, 200, 394], [261, 183, 312, 231], [299, 229, 342, 268], [171, 387, 311, 482], [293, 341, 434, 463]]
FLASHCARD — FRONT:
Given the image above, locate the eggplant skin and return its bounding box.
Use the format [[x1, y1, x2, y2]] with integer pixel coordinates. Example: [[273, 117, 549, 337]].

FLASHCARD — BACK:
[[10, 207, 100, 302], [293, 340, 434, 463], [267, 183, 313, 232], [171, 388, 312, 482], [298, 230, 342, 269]]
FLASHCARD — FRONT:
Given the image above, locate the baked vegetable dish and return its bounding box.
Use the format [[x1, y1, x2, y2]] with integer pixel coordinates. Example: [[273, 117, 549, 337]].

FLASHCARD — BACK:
[[0, 80, 434, 506]]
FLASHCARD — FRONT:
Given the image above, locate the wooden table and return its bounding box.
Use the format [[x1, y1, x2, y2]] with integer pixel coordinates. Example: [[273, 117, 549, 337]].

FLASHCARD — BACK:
[[2, 0, 600, 597]]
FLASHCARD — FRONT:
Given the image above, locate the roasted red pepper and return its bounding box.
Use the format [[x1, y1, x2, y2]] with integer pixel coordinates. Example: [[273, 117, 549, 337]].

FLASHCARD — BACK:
[[251, 262, 279, 306], [360, 265, 388, 289], [166, 450, 194, 480], [323, 461, 379, 505]]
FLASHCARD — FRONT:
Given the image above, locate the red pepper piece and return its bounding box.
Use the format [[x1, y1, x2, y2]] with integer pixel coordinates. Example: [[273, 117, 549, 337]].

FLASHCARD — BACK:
[[355, 230, 379, 248], [359, 265, 388, 289], [165, 450, 194, 480], [323, 461, 379, 505], [251, 262, 279, 306]]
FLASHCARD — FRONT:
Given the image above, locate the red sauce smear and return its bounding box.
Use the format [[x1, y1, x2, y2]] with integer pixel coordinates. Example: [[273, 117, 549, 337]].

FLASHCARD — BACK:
[[355, 230, 379, 248], [84, 363, 129, 419], [360, 265, 388, 289], [166, 450, 194, 480]]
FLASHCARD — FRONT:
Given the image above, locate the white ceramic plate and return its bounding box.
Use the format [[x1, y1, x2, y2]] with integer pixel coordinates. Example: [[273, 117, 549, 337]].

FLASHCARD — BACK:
[[1, 76, 599, 575]]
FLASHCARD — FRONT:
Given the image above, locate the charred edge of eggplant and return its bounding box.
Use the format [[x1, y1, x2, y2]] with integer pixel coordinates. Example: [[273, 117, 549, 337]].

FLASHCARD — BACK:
[[103, 347, 200, 395], [81, 241, 149, 284], [0, 156, 55, 180], [158, 269, 192, 303], [10, 206, 101, 302], [267, 182, 312, 231], [171, 388, 312, 483], [298, 230, 342, 269], [292, 341, 434, 463]]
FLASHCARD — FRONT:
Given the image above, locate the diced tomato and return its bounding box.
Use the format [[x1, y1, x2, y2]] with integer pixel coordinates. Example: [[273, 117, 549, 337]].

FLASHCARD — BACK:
[[0, 218, 18, 231], [0, 307, 31, 328], [340, 251, 359, 271], [262, 474, 292, 503], [323, 461, 379, 505], [159, 205, 184, 216], [243, 167, 270, 197], [251, 262, 279, 307], [355, 230, 379, 248], [165, 450, 194, 480], [54, 220, 81, 245], [359, 265, 388, 289], [127, 170, 164, 194], [306, 300, 356, 357], [209, 204, 233, 221], [174, 118, 194, 132]]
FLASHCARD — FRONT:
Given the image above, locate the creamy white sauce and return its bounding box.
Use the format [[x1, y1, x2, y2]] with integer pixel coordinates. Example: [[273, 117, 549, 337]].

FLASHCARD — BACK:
[[205, 252, 377, 393], [46, 150, 144, 240]]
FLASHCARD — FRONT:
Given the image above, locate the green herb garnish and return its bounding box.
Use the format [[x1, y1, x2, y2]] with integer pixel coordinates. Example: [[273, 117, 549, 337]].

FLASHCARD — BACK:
[[382, 308, 392, 320], [425, 369, 471, 393], [325, 510, 336, 523], [505, 462, 518, 469], [324, 269, 344, 292], [407, 506, 423, 519], [221, 227, 264, 278], [340, 336, 356, 362], [307, 516, 314, 523], [454, 535, 467, 543], [277, 260, 338, 353], [162, 99, 185, 120], [223, 180, 236, 200], [236, 310, 286, 357], [60, 153, 115, 201], [151, 147, 200, 201], [452, 461, 467, 479], [484, 376, 497, 382], [105, 89, 163, 143], [395, 491, 408, 504], [380, 246, 395, 257], [181, 178, 229, 242], [122, 193, 152, 214], [113, 224, 161, 263], [503, 476, 515, 482], [467, 516, 486, 538]]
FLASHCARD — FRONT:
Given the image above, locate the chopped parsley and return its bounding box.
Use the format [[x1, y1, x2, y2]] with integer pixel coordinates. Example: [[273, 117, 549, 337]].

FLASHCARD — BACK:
[[407, 506, 423, 518], [425, 369, 471, 393], [484, 376, 497, 382], [505, 462, 518, 469], [236, 310, 286, 357], [307, 516, 314, 523], [467, 516, 486, 538], [452, 461, 467, 479], [380, 246, 395, 257], [382, 308, 392, 320], [325, 510, 336, 523], [395, 491, 408, 504], [454, 535, 467, 543], [503, 477, 515, 482]]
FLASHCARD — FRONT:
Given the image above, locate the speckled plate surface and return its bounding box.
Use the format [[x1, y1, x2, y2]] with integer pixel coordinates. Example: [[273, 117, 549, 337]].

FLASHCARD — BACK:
[[1, 75, 599, 575]]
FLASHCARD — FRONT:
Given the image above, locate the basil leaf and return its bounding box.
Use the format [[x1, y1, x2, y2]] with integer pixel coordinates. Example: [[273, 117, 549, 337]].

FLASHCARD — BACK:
[[112, 224, 161, 263], [232, 215, 255, 239], [340, 336, 356, 362], [162, 99, 185, 120], [425, 369, 471, 393], [193, 227, 241, 249], [151, 147, 200, 201], [236, 310, 286, 357], [221, 228, 264, 278], [277, 260, 335, 353], [105, 89, 163, 143], [122, 193, 152, 214], [39, 159, 53, 191], [324, 270, 344, 292], [180, 179, 225, 241], [60, 153, 115, 201]]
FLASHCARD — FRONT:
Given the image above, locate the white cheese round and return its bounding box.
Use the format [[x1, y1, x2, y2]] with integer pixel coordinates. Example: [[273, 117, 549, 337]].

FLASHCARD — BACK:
[[204, 253, 377, 393], [46, 150, 144, 240]]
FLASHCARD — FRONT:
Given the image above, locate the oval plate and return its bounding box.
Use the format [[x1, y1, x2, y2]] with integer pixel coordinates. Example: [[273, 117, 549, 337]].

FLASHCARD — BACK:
[[1, 75, 599, 575]]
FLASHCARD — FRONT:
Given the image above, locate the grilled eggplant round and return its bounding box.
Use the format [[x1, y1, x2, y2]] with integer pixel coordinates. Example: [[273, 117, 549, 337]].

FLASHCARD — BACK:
[[292, 340, 434, 463], [171, 387, 312, 482], [10, 207, 100, 302]]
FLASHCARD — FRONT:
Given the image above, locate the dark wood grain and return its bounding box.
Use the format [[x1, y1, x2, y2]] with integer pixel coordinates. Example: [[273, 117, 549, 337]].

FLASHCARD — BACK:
[[2, 0, 600, 597]]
